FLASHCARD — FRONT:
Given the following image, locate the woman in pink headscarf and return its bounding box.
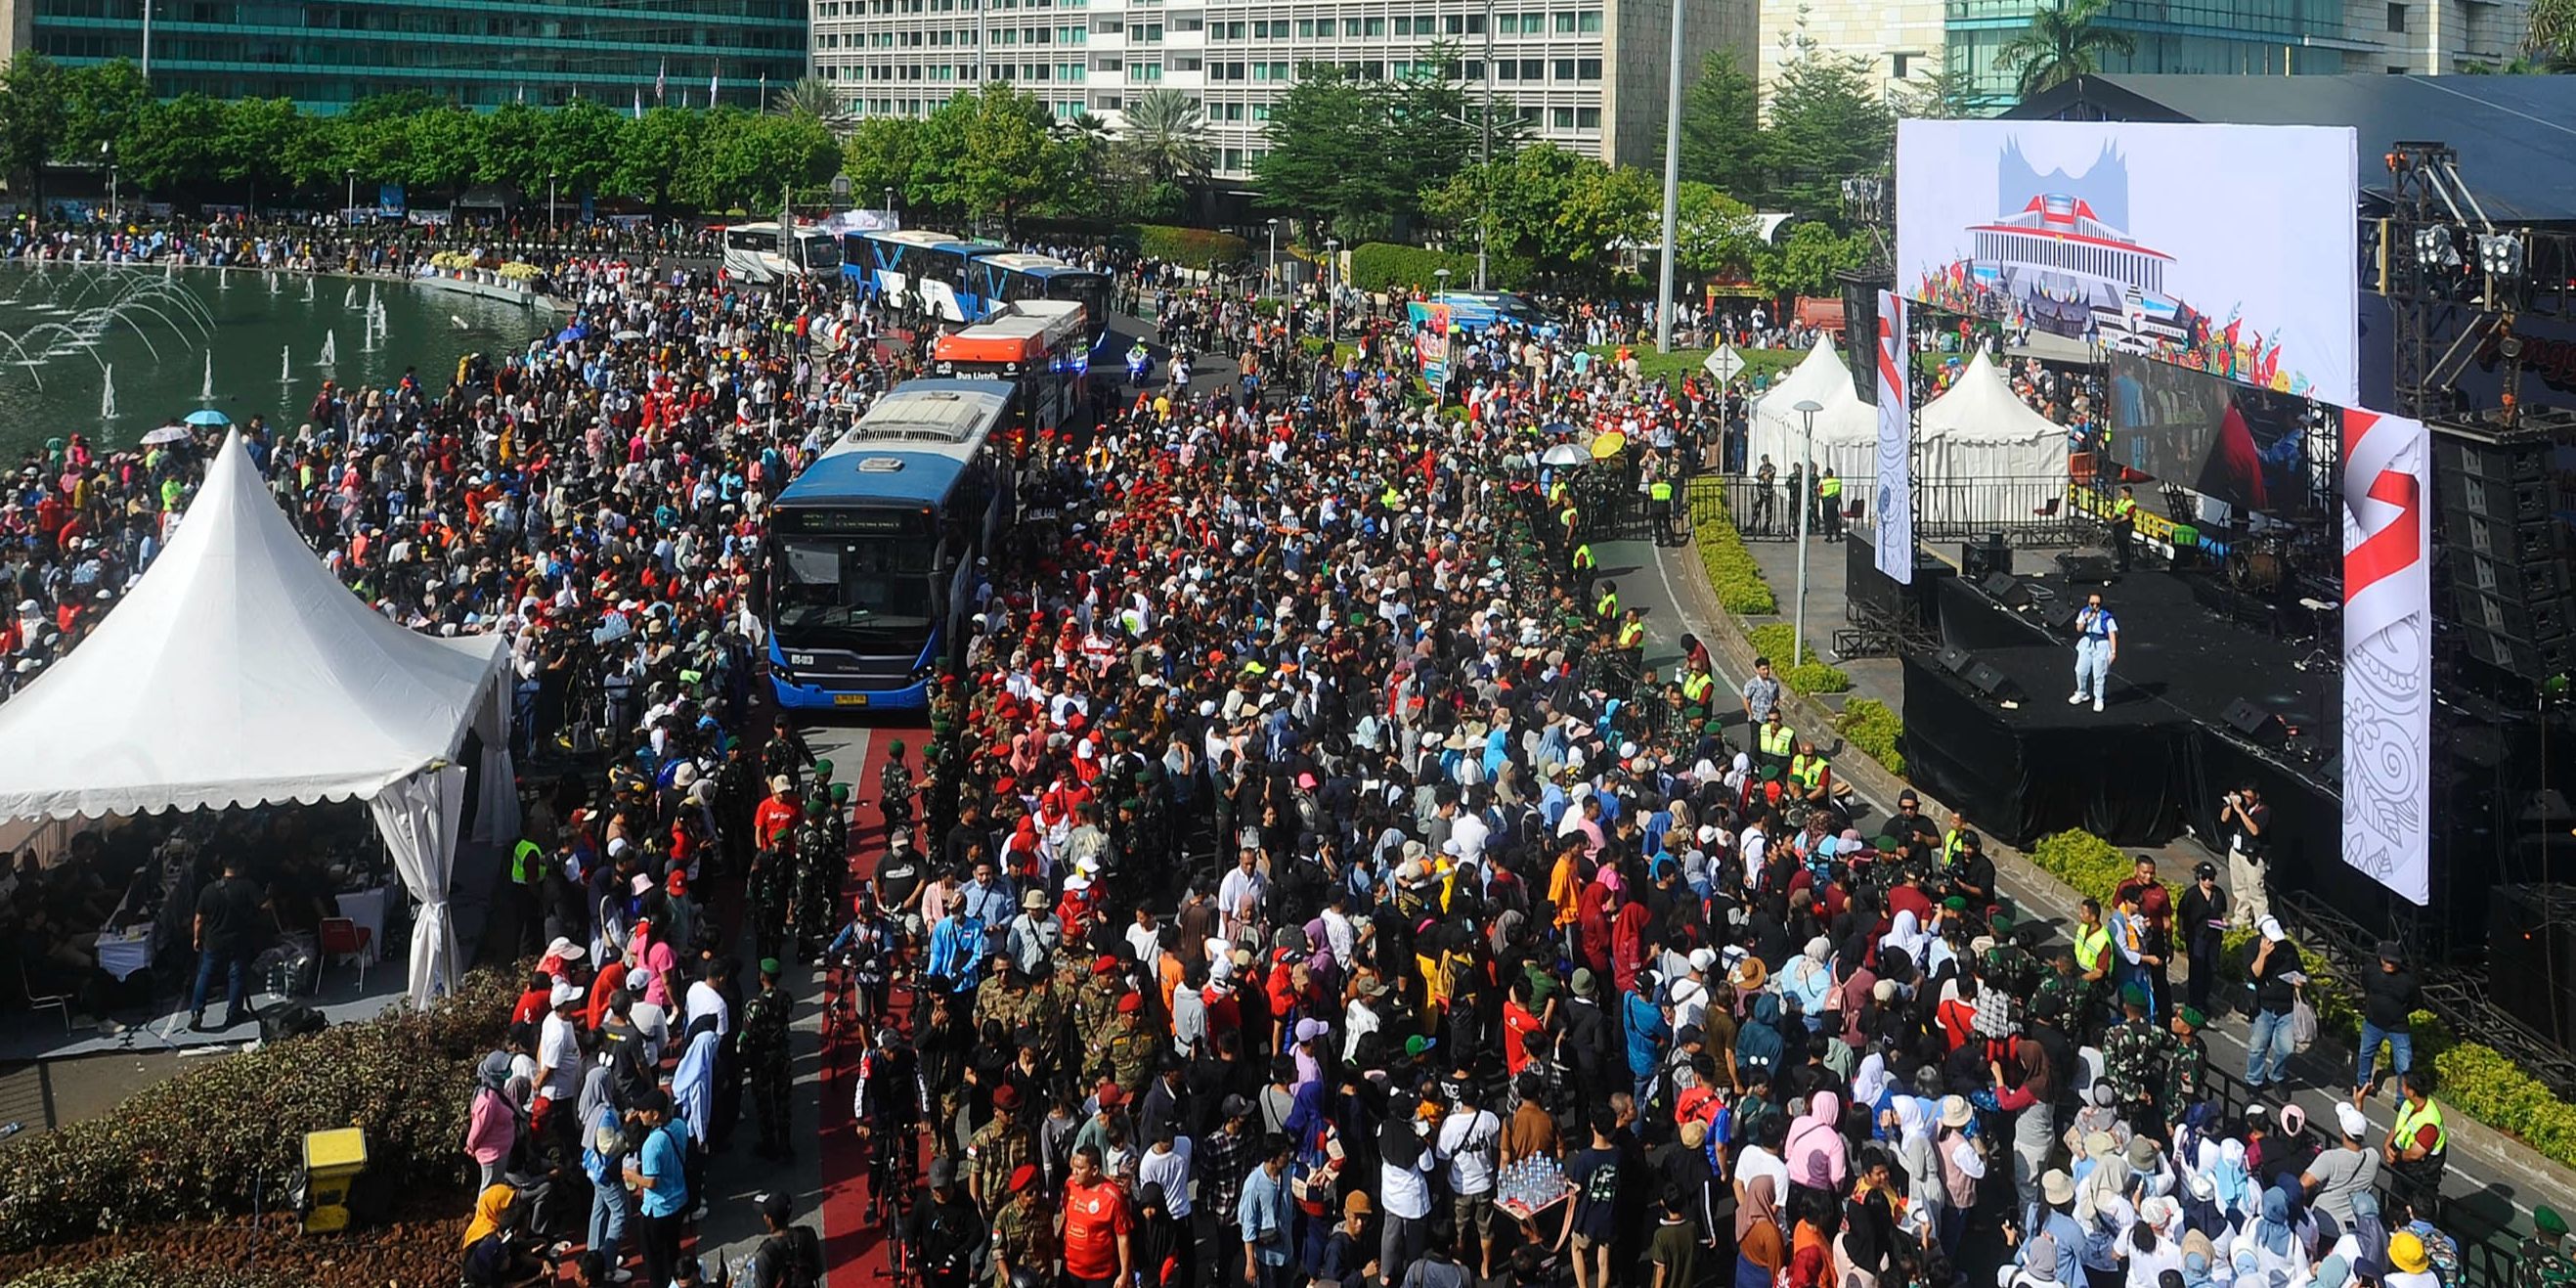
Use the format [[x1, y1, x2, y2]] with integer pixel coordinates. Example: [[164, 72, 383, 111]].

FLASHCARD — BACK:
[[1782, 1089, 1849, 1209]]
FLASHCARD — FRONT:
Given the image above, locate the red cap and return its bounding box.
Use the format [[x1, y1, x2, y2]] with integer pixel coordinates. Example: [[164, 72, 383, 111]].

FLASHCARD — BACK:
[[1115, 992, 1144, 1014]]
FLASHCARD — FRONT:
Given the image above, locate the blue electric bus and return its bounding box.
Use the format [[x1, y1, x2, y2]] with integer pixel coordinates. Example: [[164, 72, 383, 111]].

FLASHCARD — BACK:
[[765, 379, 1016, 710], [966, 252, 1116, 361], [843, 230, 1005, 324]]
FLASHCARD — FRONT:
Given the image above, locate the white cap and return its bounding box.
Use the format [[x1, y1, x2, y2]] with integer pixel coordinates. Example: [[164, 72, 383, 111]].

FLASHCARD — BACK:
[[549, 980, 587, 1008], [2259, 916, 2288, 943], [2334, 1102, 2371, 1139]]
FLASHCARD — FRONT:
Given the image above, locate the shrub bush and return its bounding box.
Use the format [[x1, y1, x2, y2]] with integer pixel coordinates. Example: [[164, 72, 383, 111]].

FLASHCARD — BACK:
[[0, 966, 520, 1254], [2026, 829, 2130, 907], [4, 1255, 301, 1288], [1835, 697, 1904, 777], [1741, 623, 1851, 693], [1132, 224, 1249, 269], [1345, 242, 1535, 294], [1693, 514, 1775, 616]]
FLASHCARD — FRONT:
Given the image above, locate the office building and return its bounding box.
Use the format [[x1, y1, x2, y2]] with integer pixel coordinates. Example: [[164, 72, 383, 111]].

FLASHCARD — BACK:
[[1758, 0, 2524, 111], [810, 0, 1756, 179], [5, 0, 808, 111]]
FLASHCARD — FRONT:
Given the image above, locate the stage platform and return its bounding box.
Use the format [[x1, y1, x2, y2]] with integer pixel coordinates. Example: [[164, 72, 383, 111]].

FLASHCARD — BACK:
[[1897, 557, 2340, 858]]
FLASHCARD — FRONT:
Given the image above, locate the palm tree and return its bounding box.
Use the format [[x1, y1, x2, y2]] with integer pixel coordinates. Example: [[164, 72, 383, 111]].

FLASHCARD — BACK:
[[2521, 0, 2576, 68], [1115, 88, 1213, 186], [771, 74, 855, 132], [1994, 0, 2137, 101]]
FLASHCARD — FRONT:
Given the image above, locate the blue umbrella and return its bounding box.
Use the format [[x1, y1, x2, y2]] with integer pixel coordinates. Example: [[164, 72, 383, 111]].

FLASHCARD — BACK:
[[184, 409, 232, 427]]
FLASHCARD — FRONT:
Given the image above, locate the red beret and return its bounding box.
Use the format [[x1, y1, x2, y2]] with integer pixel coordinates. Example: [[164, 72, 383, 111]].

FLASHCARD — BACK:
[[1009, 1163, 1038, 1192], [1092, 956, 1119, 977], [1115, 992, 1143, 1014]]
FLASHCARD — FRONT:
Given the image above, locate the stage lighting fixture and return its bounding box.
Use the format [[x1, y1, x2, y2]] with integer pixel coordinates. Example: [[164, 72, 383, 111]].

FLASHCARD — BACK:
[[2415, 227, 2462, 269], [2478, 233, 2526, 278]]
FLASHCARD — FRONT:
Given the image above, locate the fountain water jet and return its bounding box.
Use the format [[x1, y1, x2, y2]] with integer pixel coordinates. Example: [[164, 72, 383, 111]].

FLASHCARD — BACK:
[[318, 330, 338, 366], [100, 365, 115, 420]]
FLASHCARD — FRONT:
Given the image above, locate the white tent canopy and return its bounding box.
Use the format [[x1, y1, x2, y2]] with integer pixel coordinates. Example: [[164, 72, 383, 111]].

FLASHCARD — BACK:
[[1919, 349, 2074, 482], [0, 430, 509, 1005], [1747, 335, 1877, 481]]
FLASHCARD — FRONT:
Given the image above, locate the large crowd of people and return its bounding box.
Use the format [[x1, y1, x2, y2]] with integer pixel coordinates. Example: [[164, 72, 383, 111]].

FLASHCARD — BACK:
[[2, 230, 2553, 1288]]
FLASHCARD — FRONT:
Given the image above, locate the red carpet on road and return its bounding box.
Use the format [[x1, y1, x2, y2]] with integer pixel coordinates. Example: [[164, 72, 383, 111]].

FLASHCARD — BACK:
[[818, 725, 929, 1287]]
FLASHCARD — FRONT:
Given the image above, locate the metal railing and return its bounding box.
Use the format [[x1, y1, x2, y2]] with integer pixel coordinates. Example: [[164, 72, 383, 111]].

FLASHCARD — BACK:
[[1685, 474, 2082, 544]]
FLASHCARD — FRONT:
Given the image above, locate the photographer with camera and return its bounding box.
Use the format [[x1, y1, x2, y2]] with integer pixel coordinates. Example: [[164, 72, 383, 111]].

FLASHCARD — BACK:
[[2219, 784, 2271, 927]]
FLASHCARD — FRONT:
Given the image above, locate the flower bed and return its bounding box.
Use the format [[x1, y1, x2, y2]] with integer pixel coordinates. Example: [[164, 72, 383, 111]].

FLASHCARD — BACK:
[[0, 967, 518, 1255], [1744, 622, 1851, 694], [1834, 698, 1904, 777]]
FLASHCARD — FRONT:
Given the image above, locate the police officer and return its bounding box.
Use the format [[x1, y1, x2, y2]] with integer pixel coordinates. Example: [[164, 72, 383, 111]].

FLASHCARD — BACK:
[[1755, 708, 1795, 780], [1817, 467, 1844, 542], [1647, 471, 1677, 546], [740, 956, 795, 1159], [2110, 484, 2139, 571]]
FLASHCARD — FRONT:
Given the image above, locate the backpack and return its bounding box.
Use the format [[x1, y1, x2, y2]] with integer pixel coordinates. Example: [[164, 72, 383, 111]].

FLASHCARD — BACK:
[[759, 1226, 824, 1288]]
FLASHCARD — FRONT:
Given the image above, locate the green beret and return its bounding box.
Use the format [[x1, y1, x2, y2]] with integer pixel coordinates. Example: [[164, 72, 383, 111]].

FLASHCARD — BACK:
[[760, 957, 782, 977], [2540, 1206, 2569, 1238], [831, 783, 851, 803], [2178, 1006, 2206, 1029], [2120, 982, 2150, 1009], [1943, 895, 1969, 911], [1988, 911, 2016, 934], [812, 758, 834, 779]]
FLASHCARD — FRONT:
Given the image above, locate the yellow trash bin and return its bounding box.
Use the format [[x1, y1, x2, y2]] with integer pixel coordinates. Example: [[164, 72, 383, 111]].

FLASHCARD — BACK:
[[300, 1127, 370, 1234]]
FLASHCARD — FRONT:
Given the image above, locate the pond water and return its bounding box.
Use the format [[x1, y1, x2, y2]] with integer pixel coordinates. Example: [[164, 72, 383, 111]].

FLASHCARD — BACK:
[[0, 262, 545, 460]]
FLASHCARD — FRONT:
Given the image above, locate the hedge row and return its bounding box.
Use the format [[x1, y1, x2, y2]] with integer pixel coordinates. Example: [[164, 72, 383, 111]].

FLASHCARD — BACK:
[[1744, 623, 1852, 694], [1835, 697, 1905, 777], [5, 1256, 300, 1288], [2023, 828, 2576, 1173], [0, 966, 520, 1254], [1692, 505, 1776, 616], [1345, 242, 1534, 294], [1134, 224, 1250, 269]]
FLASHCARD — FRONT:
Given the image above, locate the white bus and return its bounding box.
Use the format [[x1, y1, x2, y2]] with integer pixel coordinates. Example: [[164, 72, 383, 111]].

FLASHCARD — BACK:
[[721, 221, 842, 284]]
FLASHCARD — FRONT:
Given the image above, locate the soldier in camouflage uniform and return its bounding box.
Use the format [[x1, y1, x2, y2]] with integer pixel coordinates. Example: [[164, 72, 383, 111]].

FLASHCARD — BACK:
[[750, 815, 795, 968], [1071, 955, 1126, 1055], [964, 1084, 1035, 1211], [986, 1163, 1054, 1287], [2164, 1004, 2209, 1123], [794, 797, 840, 961], [2517, 1207, 2576, 1288], [2101, 983, 2173, 1134], [975, 955, 1034, 1036], [740, 956, 796, 1159], [1101, 992, 1157, 1099]]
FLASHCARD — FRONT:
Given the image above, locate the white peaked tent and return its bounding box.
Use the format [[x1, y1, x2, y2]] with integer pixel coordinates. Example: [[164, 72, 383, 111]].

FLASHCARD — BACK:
[[1919, 349, 2074, 484], [0, 430, 514, 1007], [1747, 336, 1878, 482]]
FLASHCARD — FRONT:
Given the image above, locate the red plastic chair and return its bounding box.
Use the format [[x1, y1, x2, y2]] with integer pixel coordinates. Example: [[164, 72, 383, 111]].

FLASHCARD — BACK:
[[319, 916, 373, 993]]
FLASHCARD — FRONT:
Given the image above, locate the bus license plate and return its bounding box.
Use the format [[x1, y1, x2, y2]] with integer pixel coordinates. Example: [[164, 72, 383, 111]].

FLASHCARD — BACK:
[[834, 693, 870, 707]]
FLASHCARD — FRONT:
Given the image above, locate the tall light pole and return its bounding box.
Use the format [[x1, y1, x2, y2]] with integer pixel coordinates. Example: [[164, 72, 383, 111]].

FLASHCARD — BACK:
[[1324, 237, 1340, 343], [1478, 0, 1494, 290], [344, 168, 356, 220], [1653, 0, 1684, 353], [140, 0, 153, 83], [1266, 217, 1279, 296], [1792, 399, 1820, 664], [548, 170, 560, 232]]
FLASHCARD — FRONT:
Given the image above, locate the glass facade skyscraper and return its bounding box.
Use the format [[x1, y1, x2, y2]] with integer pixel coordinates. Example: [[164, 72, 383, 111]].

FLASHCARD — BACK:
[[14, 0, 808, 111], [1944, 0, 2371, 106]]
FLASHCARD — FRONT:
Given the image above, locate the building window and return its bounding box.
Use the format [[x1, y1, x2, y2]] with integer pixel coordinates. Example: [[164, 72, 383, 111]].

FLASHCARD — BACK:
[[2386, 2, 2408, 30], [1344, 17, 1363, 34], [1497, 60, 1517, 78], [1296, 19, 1317, 37], [1172, 54, 1201, 69], [1171, 12, 1202, 30], [1555, 11, 1575, 31], [1891, 52, 1911, 78], [1576, 106, 1599, 127], [1224, 147, 1244, 169], [1445, 14, 1464, 32], [1135, 22, 1161, 40], [1394, 17, 1413, 34], [1365, 16, 1386, 34], [1551, 106, 1574, 128], [1249, 102, 1270, 119], [1094, 55, 1122, 69], [1577, 58, 1599, 79], [1128, 60, 1161, 80], [1579, 10, 1601, 31], [1463, 59, 1483, 78], [1093, 17, 1121, 32]]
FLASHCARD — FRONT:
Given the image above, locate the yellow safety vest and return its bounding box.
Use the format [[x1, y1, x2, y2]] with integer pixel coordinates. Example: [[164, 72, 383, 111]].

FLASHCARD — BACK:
[[2113, 497, 2137, 521], [1681, 671, 1714, 702], [1381, 485, 1404, 510], [2073, 924, 2112, 973], [511, 838, 544, 886], [1649, 479, 1674, 503], [1595, 591, 1618, 618], [1789, 754, 1827, 790], [1572, 544, 1595, 570], [1941, 828, 1966, 867], [1617, 620, 1644, 648], [1759, 724, 1794, 757], [2393, 1097, 2448, 1156], [1819, 475, 1843, 500], [1549, 480, 1569, 508]]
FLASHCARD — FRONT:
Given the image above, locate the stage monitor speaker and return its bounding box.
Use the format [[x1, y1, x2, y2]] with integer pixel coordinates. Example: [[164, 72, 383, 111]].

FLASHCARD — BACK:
[[1980, 572, 2032, 610], [1963, 661, 2025, 703], [2488, 884, 2576, 1045], [2221, 697, 2289, 747], [1936, 645, 1975, 675], [1963, 535, 2012, 581], [2056, 553, 2118, 583], [2447, 547, 2571, 604]]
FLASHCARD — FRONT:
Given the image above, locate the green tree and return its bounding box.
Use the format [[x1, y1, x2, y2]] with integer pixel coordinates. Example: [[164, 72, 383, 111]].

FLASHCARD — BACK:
[[1755, 219, 1867, 298], [841, 114, 924, 204], [1673, 181, 1762, 277], [1423, 143, 1650, 284], [539, 98, 627, 199], [63, 60, 148, 163], [0, 51, 68, 207], [475, 101, 546, 193], [1118, 87, 1212, 186], [1254, 66, 1407, 239], [908, 84, 1061, 232], [212, 97, 304, 208], [771, 74, 855, 133], [118, 93, 221, 194], [404, 105, 484, 193], [612, 107, 706, 209], [1890, 64, 1984, 119], [1762, 39, 1894, 225], [1676, 50, 1764, 202], [1993, 0, 2137, 101]]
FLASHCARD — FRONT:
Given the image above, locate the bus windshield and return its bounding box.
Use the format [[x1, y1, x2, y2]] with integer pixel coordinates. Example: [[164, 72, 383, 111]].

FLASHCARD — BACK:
[[1052, 273, 1112, 339], [797, 234, 842, 270], [772, 525, 938, 650]]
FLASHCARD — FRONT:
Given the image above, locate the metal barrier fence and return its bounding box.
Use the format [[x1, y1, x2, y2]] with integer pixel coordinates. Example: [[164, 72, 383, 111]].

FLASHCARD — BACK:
[[1685, 474, 2084, 545]]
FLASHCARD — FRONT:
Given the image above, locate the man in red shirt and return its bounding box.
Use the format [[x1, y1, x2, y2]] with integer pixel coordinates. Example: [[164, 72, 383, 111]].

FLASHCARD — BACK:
[[753, 776, 801, 853], [1057, 1144, 1132, 1288]]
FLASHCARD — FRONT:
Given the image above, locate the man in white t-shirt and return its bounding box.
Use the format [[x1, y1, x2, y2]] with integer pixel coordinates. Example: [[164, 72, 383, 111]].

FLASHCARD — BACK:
[[1436, 1083, 1504, 1279], [683, 959, 730, 1039], [534, 980, 588, 1137]]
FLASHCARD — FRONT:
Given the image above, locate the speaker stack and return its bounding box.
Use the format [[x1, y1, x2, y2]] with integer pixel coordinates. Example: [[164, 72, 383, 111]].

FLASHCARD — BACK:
[[2433, 426, 2576, 683]]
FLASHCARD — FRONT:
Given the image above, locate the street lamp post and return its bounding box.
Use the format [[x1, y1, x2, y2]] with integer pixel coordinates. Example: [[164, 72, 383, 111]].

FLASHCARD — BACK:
[[1478, 0, 1494, 290], [345, 168, 357, 221], [548, 170, 559, 233], [1265, 217, 1279, 296], [884, 186, 896, 221], [1792, 399, 1821, 664], [1324, 237, 1340, 346], [1653, 0, 1684, 353]]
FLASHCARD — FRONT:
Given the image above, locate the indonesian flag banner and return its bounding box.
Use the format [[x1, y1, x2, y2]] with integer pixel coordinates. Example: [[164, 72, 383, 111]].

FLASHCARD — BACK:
[[2341, 407, 2431, 905], [1873, 290, 1913, 584]]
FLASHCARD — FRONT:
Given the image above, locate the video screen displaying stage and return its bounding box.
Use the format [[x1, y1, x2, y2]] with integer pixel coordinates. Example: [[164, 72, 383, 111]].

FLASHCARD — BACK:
[[2108, 352, 2321, 517]]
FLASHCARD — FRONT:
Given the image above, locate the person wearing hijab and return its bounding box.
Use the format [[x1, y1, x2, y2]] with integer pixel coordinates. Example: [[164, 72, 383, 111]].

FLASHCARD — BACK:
[[2336, 1190, 2390, 1281], [1782, 1090, 1848, 1207], [2178, 1229, 2220, 1288], [1132, 1179, 1190, 1287], [461, 1183, 548, 1288], [1734, 1175, 1787, 1288], [1888, 1096, 1943, 1237], [2248, 1181, 2311, 1282], [1781, 936, 1834, 1028], [2207, 1137, 2256, 1229], [2006, 1232, 2067, 1288], [465, 1052, 521, 1194], [2125, 1197, 2186, 1288]]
